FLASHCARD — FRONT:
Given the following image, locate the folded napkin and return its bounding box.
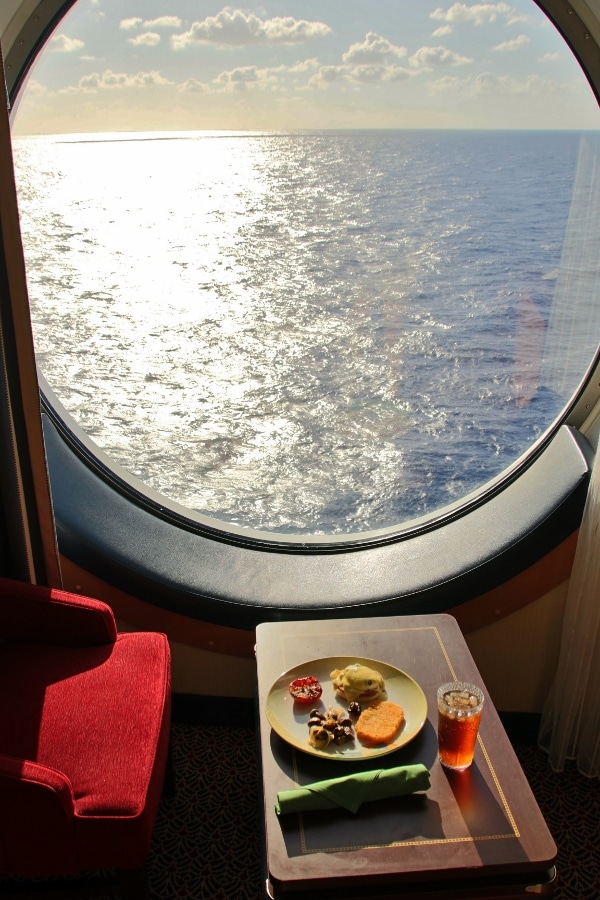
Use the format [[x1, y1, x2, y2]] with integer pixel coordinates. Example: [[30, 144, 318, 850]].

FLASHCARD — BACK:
[[275, 764, 430, 815]]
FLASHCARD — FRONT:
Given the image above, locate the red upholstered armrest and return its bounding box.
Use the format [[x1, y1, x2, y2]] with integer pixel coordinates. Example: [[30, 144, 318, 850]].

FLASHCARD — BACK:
[[0, 578, 117, 646], [0, 754, 74, 816], [0, 754, 78, 874]]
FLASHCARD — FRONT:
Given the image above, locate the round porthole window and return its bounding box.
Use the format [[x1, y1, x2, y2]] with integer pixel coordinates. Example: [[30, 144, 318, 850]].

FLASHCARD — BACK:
[[10, 0, 600, 540]]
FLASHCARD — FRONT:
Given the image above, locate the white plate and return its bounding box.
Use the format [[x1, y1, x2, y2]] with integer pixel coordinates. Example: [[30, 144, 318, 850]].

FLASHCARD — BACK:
[[265, 656, 428, 760]]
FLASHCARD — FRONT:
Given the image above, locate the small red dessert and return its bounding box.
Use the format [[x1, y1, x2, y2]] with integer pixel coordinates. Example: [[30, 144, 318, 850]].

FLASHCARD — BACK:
[[288, 676, 323, 704]]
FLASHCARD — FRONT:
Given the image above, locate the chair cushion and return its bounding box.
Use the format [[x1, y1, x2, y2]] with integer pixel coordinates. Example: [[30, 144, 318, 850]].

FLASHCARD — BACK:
[[0, 631, 171, 872]]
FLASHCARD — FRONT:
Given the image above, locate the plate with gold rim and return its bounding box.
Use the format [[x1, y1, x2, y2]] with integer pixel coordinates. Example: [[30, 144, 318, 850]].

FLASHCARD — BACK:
[[265, 656, 428, 760]]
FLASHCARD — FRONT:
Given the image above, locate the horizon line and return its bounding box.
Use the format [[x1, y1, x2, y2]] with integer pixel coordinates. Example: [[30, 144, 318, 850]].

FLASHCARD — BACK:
[[13, 125, 600, 140]]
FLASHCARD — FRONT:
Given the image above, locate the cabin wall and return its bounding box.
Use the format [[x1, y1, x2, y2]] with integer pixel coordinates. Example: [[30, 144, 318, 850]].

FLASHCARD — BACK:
[[61, 546, 571, 713], [111, 580, 568, 711], [161, 636, 258, 699], [465, 581, 568, 712]]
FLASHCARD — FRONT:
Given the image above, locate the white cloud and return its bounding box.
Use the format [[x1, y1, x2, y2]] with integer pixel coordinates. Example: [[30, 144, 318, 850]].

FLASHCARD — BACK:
[[119, 18, 142, 31], [425, 74, 463, 94], [426, 71, 564, 96], [177, 78, 207, 93], [88, 2, 105, 23], [128, 33, 161, 47], [143, 17, 182, 29], [171, 8, 331, 49], [342, 32, 407, 64], [409, 45, 473, 69], [309, 63, 411, 88], [352, 64, 411, 83], [539, 52, 561, 62], [492, 34, 530, 51], [432, 25, 453, 37], [76, 69, 172, 91], [213, 61, 321, 92], [49, 34, 85, 53], [288, 58, 321, 74], [472, 72, 559, 94], [430, 3, 521, 26], [217, 66, 262, 91], [309, 65, 341, 86], [503, 9, 530, 26], [130, 71, 172, 88]]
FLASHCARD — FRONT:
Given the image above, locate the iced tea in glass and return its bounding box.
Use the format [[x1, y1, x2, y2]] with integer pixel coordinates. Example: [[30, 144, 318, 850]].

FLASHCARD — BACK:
[[437, 682, 484, 771]]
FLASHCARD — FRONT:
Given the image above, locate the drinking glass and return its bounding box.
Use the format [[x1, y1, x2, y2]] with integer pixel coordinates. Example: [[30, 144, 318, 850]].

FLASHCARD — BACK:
[[437, 682, 484, 771]]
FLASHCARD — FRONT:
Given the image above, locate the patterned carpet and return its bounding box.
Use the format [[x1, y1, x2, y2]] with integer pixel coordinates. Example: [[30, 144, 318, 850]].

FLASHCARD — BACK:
[[509, 744, 600, 899], [1, 712, 598, 898], [149, 723, 262, 900]]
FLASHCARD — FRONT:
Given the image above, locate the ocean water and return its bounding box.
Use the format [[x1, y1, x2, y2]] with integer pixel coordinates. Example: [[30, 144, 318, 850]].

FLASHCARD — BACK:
[[12, 129, 600, 535]]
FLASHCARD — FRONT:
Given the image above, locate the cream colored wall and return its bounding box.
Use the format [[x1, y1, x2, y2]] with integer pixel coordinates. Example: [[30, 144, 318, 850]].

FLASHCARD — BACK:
[[465, 580, 568, 713], [169, 638, 257, 698], [119, 578, 569, 708], [116, 618, 258, 698]]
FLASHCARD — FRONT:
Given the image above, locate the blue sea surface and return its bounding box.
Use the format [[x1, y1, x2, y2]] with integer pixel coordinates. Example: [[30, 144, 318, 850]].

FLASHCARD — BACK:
[[12, 129, 600, 534]]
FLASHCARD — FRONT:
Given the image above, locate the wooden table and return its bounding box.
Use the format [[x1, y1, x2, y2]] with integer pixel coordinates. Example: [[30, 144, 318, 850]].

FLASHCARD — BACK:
[[255, 614, 557, 899]]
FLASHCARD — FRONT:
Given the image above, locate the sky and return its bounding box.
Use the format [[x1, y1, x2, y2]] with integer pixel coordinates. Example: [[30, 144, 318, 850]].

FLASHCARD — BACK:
[[11, 0, 600, 134]]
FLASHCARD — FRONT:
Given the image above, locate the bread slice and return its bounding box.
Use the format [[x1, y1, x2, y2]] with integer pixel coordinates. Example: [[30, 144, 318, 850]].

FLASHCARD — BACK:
[[355, 701, 405, 746]]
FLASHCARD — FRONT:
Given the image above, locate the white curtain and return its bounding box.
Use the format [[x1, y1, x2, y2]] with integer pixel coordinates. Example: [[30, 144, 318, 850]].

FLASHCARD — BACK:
[[538, 443, 600, 778]]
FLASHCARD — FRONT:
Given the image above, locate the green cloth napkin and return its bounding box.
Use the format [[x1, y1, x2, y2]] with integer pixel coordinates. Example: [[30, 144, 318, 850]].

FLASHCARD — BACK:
[[275, 764, 430, 815]]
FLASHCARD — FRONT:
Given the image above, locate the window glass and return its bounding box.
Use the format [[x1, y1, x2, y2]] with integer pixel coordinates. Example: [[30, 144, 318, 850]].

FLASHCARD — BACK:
[[11, 0, 600, 536]]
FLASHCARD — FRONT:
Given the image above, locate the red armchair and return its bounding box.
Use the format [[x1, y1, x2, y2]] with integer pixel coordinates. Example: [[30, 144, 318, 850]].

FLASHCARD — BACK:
[[0, 577, 171, 897]]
